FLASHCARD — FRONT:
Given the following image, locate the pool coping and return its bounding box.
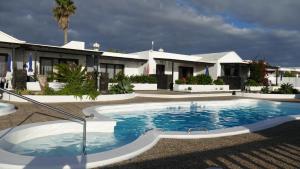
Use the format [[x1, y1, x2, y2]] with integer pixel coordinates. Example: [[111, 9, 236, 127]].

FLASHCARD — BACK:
[[0, 99, 300, 169], [0, 102, 16, 117]]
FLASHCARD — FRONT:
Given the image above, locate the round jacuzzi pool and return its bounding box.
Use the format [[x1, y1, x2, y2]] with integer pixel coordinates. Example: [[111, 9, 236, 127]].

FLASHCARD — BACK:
[[0, 102, 15, 116], [0, 99, 299, 169]]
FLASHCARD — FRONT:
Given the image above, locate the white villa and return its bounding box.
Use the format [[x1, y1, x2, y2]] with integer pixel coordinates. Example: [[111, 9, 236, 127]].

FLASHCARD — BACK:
[[0, 31, 249, 90]]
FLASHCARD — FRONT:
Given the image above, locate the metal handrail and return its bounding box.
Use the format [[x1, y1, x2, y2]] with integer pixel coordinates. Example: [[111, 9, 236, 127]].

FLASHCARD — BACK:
[[0, 88, 87, 155]]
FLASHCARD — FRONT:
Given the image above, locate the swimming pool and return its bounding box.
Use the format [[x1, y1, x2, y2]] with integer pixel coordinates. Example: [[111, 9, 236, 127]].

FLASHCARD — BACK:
[[1, 99, 300, 158], [0, 102, 15, 116]]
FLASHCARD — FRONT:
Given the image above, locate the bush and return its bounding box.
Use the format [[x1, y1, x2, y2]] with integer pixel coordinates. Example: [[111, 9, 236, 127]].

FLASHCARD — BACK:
[[52, 64, 100, 100], [44, 85, 56, 95], [186, 76, 197, 84], [109, 72, 127, 83], [260, 86, 269, 94], [213, 79, 224, 85], [245, 79, 260, 86], [249, 60, 268, 85], [175, 78, 186, 84], [15, 89, 33, 95], [129, 75, 157, 84], [175, 75, 213, 85], [195, 74, 212, 85], [109, 78, 134, 94], [274, 83, 299, 94]]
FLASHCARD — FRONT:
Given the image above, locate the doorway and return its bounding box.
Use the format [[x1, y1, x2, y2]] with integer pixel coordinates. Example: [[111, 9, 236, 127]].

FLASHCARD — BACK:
[[156, 64, 165, 76], [156, 64, 171, 89], [0, 54, 8, 77]]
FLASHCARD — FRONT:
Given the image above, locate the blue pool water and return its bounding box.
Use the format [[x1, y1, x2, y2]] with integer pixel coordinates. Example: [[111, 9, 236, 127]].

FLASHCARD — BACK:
[[1, 100, 300, 157], [0, 102, 15, 116]]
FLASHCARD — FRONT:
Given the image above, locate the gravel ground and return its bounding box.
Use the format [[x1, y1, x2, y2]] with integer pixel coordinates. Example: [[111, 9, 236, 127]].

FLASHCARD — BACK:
[[102, 121, 300, 169]]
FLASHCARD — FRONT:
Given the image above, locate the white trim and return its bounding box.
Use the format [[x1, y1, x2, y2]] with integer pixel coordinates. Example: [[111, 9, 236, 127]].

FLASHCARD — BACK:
[[135, 93, 232, 98], [237, 92, 300, 99], [173, 84, 230, 92], [2, 93, 136, 103]]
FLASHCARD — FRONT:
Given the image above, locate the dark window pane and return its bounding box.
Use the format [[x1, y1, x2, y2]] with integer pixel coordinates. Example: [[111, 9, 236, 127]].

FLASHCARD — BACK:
[[0, 55, 7, 77], [115, 65, 124, 75], [100, 64, 106, 73], [59, 59, 78, 65], [107, 64, 114, 79], [40, 58, 53, 75]]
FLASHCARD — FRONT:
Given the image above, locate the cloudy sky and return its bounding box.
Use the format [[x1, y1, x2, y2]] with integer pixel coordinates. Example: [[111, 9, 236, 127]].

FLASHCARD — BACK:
[[1, 0, 300, 66]]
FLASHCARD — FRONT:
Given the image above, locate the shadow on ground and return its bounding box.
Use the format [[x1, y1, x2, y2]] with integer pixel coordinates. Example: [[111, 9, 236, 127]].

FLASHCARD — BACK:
[[102, 121, 300, 169]]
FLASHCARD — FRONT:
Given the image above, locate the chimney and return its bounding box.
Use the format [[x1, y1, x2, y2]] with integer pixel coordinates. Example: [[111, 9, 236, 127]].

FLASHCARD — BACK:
[[93, 42, 100, 51]]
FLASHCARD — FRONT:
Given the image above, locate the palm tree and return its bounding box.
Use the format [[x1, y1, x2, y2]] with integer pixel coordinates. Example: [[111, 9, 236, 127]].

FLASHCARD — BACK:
[[53, 0, 76, 44]]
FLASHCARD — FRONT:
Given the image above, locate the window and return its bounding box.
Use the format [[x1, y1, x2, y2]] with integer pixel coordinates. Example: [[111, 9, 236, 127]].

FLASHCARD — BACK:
[[100, 63, 124, 79], [40, 57, 79, 75], [222, 64, 240, 76], [59, 58, 78, 65], [115, 65, 124, 75], [179, 66, 193, 79], [0, 54, 7, 77], [40, 58, 53, 75]]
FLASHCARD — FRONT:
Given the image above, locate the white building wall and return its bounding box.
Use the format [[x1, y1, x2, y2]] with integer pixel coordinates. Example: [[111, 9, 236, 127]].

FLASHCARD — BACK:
[[275, 77, 300, 87], [219, 52, 243, 63], [208, 62, 220, 80], [148, 51, 157, 74]]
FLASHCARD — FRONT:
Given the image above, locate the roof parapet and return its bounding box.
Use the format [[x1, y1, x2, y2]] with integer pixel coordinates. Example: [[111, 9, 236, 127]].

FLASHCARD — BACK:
[[0, 31, 26, 44], [62, 41, 85, 50]]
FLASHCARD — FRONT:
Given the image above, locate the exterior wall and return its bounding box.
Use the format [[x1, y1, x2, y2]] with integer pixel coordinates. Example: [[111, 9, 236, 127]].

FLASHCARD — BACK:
[[174, 84, 230, 92], [209, 62, 220, 80], [271, 77, 300, 87], [218, 52, 243, 63]]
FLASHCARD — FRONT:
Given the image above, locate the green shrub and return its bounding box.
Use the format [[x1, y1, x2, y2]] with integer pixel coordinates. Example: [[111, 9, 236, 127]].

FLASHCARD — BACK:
[[52, 64, 99, 100], [195, 74, 212, 85], [176, 75, 213, 85], [15, 89, 33, 95], [83, 72, 99, 100], [129, 75, 157, 84], [110, 72, 127, 83], [109, 78, 134, 94], [109, 72, 134, 94], [213, 79, 224, 85], [260, 86, 269, 94], [186, 76, 197, 84], [249, 60, 268, 85], [175, 78, 186, 84], [44, 85, 56, 95], [274, 83, 299, 94], [245, 79, 260, 86]]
